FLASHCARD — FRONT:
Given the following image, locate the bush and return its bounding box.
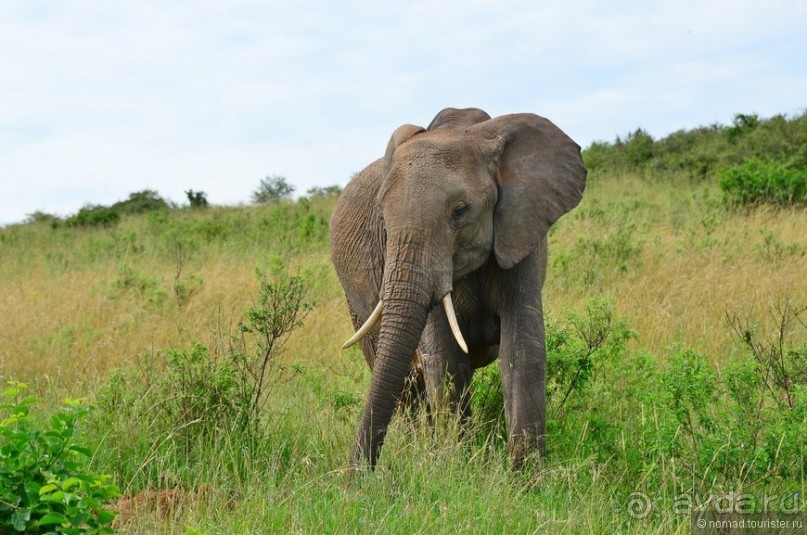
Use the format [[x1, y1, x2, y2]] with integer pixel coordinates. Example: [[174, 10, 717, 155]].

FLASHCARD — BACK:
[[91, 271, 310, 487], [623, 128, 655, 166], [0, 382, 119, 533], [726, 113, 760, 142], [185, 190, 208, 209], [582, 111, 807, 181], [469, 298, 806, 493], [64, 205, 120, 228], [24, 211, 63, 227], [111, 190, 171, 215], [719, 160, 807, 206]]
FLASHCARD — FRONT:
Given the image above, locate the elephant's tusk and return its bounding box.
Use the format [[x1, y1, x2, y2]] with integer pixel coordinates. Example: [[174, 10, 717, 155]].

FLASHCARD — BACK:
[[442, 294, 469, 354], [342, 300, 384, 349]]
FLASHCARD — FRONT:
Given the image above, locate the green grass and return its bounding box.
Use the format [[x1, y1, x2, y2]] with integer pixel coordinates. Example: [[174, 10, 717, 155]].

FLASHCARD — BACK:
[[1, 166, 806, 533]]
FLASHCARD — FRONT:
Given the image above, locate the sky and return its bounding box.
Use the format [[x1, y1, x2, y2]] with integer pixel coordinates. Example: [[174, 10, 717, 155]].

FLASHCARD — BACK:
[[1, 1, 805, 225]]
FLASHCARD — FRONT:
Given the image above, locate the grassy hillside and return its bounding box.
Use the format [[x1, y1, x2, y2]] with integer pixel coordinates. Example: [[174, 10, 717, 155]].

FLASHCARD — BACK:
[[1, 117, 806, 533]]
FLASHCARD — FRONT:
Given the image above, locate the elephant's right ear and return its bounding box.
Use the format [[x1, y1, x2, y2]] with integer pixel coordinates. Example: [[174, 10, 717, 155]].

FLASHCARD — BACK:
[[382, 124, 425, 178]]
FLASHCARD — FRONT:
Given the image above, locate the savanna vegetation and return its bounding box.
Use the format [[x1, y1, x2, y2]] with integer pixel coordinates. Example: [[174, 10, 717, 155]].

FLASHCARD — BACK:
[[1, 112, 805, 533]]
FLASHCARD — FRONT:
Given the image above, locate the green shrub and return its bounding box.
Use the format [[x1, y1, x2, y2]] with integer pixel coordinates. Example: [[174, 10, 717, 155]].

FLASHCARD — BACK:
[[185, 190, 208, 209], [726, 113, 760, 143], [0, 382, 119, 533], [65, 205, 120, 228], [468, 298, 806, 495], [719, 160, 807, 206], [581, 140, 623, 171], [112, 265, 168, 307], [90, 271, 310, 488], [24, 211, 63, 227], [624, 128, 655, 166], [582, 111, 807, 181], [110, 190, 171, 215]]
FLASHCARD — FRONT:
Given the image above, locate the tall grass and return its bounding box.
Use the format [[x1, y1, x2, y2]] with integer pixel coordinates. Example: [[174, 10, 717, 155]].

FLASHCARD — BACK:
[[1, 173, 805, 533]]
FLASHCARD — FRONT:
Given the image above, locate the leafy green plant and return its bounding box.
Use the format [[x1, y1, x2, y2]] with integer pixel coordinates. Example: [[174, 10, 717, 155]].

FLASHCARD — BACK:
[[0, 382, 119, 533], [65, 205, 120, 228], [548, 297, 635, 415], [726, 113, 760, 142], [623, 128, 655, 166], [232, 270, 311, 430], [112, 265, 168, 307], [720, 303, 807, 480], [185, 190, 209, 209], [24, 211, 63, 227], [171, 238, 203, 309], [554, 216, 644, 286], [91, 270, 311, 488], [719, 160, 806, 206], [582, 110, 807, 181], [110, 190, 171, 215], [658, 350, 719, 465]]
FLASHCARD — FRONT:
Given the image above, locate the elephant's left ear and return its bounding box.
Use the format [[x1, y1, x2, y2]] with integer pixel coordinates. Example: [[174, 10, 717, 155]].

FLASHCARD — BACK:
[[467, 114, 587, 269]]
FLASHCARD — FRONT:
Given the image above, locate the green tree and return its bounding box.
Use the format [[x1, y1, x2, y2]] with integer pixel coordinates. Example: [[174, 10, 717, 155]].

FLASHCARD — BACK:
[[624, 128, 654, 166], [185, 190, 208, 209], [252, 175, 295, 204]]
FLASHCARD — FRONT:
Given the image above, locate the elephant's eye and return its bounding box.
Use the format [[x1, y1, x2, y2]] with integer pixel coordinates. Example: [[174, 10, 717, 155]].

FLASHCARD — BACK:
[[451, 203, 470, 226]]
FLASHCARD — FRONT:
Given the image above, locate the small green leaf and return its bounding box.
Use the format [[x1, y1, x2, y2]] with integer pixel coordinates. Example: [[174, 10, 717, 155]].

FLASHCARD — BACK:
[[96, 508, 117, 524], [68, 445, 92, 457], [61, 477, 83, 491], [0, 416, 20, 427], [39, 483, 58, 495], [37, 512, 70, 526], [2, 388, 20, 398], [42, 490, 66, 503], [24, 480, 41, 495], [11, 508, 31, 531]]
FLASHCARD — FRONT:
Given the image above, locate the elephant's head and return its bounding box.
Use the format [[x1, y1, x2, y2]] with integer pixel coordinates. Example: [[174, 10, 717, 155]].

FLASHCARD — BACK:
[[350, 108, 586, 467]]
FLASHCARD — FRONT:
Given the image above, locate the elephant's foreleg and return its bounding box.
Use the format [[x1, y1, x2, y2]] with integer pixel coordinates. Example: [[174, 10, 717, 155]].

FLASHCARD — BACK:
[[491, 251, 547, 469]]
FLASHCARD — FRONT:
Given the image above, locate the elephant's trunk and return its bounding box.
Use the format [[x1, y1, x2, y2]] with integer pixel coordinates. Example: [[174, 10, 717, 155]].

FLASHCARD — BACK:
[[352, 230, 436, 468]]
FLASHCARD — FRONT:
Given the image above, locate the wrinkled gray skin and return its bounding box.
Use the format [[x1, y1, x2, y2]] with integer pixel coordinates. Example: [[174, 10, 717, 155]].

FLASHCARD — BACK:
[[330, 108, 587, 469]]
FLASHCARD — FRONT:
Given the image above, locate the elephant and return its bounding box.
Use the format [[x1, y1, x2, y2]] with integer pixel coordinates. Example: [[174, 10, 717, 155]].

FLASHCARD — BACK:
[[329, 107, 587, 469]]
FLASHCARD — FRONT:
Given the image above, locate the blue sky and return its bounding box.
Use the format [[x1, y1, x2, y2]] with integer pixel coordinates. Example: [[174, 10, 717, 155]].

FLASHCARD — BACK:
[[1, 1, 805, 225]]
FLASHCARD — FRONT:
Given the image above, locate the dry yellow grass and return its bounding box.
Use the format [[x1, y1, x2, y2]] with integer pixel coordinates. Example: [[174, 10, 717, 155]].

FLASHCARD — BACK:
[[544, 174, 807, 361], [0, 244, 350, 396]]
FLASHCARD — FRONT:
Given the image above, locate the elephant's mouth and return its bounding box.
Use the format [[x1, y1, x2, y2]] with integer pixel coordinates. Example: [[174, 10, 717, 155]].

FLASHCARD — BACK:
[[342, 292, 468, 353]]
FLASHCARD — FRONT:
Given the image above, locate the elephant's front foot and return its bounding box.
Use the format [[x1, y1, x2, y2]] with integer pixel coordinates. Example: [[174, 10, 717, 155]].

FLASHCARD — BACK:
[[509, 430, 546, 471]]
